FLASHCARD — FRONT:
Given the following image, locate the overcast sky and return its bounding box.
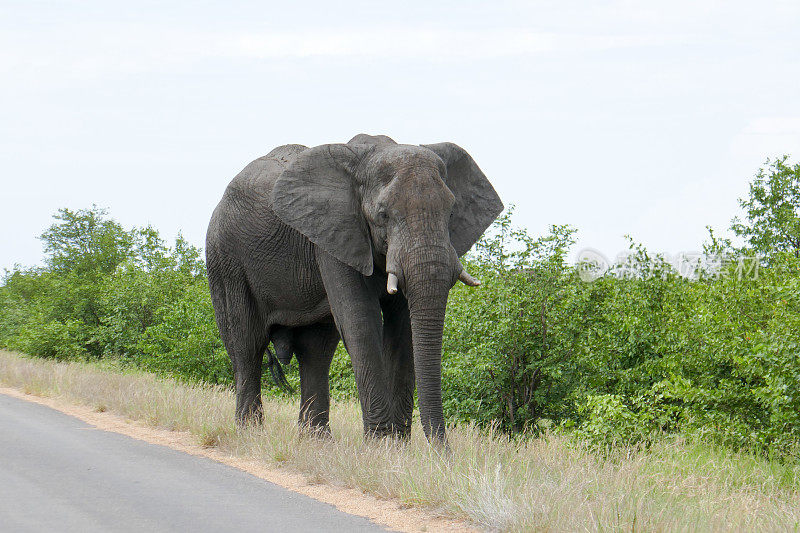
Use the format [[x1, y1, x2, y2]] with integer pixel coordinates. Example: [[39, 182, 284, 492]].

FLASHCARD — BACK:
[[1, 1, 799, 272]]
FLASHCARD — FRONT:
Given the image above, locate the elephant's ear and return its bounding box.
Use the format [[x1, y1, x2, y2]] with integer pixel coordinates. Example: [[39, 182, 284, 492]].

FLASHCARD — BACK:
[[272, 144, 375, 276], [422, 142, 504, 256]]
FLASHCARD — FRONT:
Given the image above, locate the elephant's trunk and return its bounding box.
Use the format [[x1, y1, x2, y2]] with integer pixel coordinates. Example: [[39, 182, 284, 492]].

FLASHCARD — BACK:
[[402, 248, 454, 446]]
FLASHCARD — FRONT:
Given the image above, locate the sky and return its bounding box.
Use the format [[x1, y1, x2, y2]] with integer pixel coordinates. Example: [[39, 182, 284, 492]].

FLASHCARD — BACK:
[[1, 1, 799, 272]]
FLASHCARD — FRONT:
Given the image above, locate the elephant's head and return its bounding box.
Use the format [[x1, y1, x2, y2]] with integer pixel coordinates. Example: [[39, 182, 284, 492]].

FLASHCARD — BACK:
[[272, 134, 503, 443]]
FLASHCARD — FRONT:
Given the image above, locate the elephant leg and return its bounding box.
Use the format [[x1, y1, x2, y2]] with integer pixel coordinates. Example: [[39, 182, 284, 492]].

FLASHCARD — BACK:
[[381, 294, 415, 438], [316, 251, 393, 437], [209, 271, 267, 426], [292, 322, 339, 435]]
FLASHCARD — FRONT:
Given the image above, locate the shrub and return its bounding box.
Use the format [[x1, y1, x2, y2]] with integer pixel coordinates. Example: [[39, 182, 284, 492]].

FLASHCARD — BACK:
[[137, 281, 231, 384]]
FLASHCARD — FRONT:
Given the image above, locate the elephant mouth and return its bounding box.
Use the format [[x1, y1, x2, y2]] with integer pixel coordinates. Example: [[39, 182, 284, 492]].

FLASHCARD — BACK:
[[384, 263, 479, 295]]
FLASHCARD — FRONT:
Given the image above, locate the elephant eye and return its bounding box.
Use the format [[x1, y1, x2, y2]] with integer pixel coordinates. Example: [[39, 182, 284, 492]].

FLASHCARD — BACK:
[[375, 208, 388, 223]]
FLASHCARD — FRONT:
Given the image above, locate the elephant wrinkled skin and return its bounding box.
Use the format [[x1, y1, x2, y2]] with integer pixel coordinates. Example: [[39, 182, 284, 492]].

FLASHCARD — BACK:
[[206, 134, 503, 445]]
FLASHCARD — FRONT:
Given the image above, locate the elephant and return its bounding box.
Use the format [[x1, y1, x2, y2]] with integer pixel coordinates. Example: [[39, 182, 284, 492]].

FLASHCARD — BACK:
[[205, 133, 503, 445]]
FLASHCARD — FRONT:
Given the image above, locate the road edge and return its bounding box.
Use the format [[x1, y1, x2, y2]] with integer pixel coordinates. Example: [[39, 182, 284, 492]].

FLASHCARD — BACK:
[[0, 386, 476, 533]]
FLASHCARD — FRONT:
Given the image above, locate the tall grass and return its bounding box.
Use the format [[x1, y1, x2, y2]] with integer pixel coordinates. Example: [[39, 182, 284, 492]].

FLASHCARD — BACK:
[[1, 349, 798, 532]]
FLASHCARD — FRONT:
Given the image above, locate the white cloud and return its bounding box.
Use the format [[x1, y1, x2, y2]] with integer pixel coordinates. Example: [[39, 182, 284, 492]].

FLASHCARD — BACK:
[[740, 117, 800, 135], [225, 29, 680, 60], [0, 27, 685, 83], [730, 117, 800, 161]]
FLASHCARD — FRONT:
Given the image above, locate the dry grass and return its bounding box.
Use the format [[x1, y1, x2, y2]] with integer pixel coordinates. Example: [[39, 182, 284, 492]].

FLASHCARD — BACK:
[[1, 349, 799, 532]]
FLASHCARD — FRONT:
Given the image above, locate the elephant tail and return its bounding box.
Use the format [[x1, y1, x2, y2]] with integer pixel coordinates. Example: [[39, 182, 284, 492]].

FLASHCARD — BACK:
[[265, 346, 294, 393]]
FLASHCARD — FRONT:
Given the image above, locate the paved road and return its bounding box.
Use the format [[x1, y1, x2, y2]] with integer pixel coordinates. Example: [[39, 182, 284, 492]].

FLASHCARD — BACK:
[[0, 393, 387, 532]]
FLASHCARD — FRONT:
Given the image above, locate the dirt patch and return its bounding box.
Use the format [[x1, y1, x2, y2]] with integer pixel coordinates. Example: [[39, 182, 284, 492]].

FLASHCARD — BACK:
[[0, 386, 475, 533]]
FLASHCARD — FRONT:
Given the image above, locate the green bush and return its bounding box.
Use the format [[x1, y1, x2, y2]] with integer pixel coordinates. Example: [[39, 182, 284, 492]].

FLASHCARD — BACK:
[[746, 253, 800, 453], [137, 281, 230, 384], [328, 344, 358, 399], [443, 215, 580, 432], [10, 315, 92, 360], [574, 394, 653, 448]]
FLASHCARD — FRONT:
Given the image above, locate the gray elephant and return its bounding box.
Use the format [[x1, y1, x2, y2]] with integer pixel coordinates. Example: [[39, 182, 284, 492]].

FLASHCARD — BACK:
[[206, 134, 502, 444]]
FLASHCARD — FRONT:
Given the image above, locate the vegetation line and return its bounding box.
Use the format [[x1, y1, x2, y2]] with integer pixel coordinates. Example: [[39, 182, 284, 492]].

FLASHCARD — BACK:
[[2, 349, 798, 532]]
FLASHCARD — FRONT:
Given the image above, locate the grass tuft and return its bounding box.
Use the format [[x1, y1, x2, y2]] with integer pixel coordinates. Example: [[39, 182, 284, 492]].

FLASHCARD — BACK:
[[1, 349, 799, 532]]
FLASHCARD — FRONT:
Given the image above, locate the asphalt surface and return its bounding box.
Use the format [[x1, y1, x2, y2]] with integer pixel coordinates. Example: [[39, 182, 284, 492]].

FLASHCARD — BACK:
[[0, 393, 388, 532]]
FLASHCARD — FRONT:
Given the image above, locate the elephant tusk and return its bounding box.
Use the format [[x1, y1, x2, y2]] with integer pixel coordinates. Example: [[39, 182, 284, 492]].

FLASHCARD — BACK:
[[387, 272, 399, 294], [458, 269, 481, 287]]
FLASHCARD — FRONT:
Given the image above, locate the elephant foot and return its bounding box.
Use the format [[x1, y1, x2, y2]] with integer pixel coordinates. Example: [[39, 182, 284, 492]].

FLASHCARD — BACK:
[[363, 421, 406, 440], [368, 419, 412, 440], [390, 420, 412, 440], [298, 408, 331, 438], [390, 431, 411, 442], [235, 398, 264, 428]]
